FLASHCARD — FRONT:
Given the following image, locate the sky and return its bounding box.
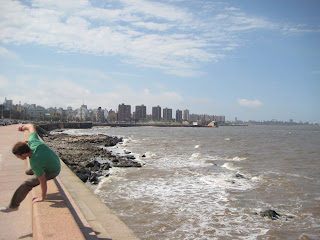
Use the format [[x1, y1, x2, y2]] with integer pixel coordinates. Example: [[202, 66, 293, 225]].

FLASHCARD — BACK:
[[0, 0, 319, 123]]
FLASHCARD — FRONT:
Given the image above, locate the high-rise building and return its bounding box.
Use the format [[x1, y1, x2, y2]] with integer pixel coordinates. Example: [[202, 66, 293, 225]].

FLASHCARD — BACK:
[[107, 109, 117, 122], [214, 115, 225, 123], [163, 108, 172, 122], [135, 105, 147, 121], [95, 107, 105, 123], [77, 105, 88, 121], [176, 109, 182, 122], [152, 106, 161, 121], [183, 109, 189, 121], [118, 103, 131, 122]]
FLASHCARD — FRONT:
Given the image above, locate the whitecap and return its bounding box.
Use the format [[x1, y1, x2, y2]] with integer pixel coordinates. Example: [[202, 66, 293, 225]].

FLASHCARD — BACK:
[[251, 176, 263, 182], [94, 176, 113, 194], [224, 138, 230, 141], [195, 145, 200, 148], [145, 151, 156, 158], [190, 153, 201, 159], [232, 156, 247, 161], [222, 162, 238, 171]]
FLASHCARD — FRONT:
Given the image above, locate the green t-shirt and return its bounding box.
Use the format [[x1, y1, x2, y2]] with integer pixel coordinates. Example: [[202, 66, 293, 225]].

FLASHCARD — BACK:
[[28, 133, 61, 177]]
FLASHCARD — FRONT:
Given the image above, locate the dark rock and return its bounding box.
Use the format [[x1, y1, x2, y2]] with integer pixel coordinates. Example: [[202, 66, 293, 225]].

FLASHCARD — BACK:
[[260, 210, 281, 220], [226, 180, 236, 184], [84, 162, 95, 168], [76, 173, 90, 182], [102, 163, 111, 170], [235, 173, 245, 179], [43, 134, 142, 184], [89, 173, 99, 184]]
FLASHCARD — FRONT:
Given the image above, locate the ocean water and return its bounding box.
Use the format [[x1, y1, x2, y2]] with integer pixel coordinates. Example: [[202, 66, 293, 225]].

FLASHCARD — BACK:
[[61, 125, 320, 240]]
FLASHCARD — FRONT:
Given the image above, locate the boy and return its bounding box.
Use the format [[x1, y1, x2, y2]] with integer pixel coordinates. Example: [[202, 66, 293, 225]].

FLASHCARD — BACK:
[[1, 124, 61, 212]]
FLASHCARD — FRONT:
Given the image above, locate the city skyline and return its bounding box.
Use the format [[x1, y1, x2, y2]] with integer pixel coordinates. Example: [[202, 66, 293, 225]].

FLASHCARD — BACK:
[[2, 97, 313, 124], [0, 0, 319, 123]]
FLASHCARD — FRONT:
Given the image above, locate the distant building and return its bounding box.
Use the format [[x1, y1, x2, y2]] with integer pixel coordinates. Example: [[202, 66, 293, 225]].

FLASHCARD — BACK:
[[135, 105, 147, 122], [183, 109, 189, 121], [95, 107, 105, 123], [66, 106, 76, 121], [214, 115, 225, 124], [176, 109, 182, 122], [107, 109, 117, 122], [189, 114, 200, 122], [77, 104, 88, 121], [152, 106, 161, 121], [26, 105, 47, 120], [3, 98, 13, 110], [163, 108, 172, 122], [118, 103, 131, 122]]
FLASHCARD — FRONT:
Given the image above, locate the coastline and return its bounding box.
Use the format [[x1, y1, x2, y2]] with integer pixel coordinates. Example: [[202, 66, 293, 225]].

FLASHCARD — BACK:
[[43, 133, 144, 184]]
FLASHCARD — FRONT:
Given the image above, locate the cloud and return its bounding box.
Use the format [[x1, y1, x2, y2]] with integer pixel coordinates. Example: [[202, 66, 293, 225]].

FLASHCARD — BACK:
[[237, 98, 263, 108], [282, 24, 320, 35], [0, 0, 282, 76], [132, 22, 172, 31], [3, 74, 183, 111], [0, 46, 20, 60]]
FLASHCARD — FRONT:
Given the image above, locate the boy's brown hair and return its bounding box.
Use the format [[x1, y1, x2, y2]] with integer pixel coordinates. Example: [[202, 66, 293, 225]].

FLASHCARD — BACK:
[[12, 142, 31, 155]]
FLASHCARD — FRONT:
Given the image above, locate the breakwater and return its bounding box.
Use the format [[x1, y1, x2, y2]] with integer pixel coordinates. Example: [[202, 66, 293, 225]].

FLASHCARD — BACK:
[[35, 122, 92, 135], [94, 123, 209, 127]]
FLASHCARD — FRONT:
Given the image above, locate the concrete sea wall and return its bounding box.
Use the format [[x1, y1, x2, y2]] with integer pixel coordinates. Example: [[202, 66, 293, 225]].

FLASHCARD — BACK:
[[37, 122, 92, 132]]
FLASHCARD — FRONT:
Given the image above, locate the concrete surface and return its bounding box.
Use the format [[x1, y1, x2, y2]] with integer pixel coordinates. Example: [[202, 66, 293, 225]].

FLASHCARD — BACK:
[[0, 125, 33, 240], [0, 125, 141, 240]]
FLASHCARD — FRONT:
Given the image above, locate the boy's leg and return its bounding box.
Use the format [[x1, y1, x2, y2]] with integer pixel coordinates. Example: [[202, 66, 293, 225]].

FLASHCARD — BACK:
[[25, 168, 34, 175], [7, 172, 58, 209], [9, 176, 40, 209]]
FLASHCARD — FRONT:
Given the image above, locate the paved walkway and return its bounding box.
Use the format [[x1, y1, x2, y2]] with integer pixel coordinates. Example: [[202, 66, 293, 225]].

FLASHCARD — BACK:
[[0, 125, 33, 240], [0, 125, 141, 240]]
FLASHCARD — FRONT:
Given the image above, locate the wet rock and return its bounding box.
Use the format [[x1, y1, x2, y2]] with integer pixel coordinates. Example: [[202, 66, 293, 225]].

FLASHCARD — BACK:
[[226, 180, 236, 184], [235, 173, 245, 179], [76, 172, 90, 182], [259, 210, 281, 220], [89, 173, 100, 184], [43, 134, 142, 184]]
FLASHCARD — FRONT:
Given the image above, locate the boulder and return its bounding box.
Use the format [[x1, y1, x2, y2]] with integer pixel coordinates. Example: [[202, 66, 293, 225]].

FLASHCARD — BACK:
[[259, 210, 281, 220]]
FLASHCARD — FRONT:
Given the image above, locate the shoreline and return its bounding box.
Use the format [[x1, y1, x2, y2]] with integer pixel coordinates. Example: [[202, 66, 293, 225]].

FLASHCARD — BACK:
[[43, 133, 144, 184]]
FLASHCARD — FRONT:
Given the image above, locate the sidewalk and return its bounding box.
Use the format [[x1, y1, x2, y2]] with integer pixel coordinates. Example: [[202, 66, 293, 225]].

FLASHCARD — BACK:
[[0, 125, 87, 240], [0, 125, 141, 240], [0, 125, 33, 240]]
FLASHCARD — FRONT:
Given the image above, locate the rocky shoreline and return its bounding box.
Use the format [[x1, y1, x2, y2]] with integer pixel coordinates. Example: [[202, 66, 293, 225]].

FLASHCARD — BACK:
[[43, 133, 144, 184]]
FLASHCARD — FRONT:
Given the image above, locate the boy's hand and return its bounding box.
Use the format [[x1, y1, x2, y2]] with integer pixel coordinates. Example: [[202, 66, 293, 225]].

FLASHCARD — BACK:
[[32, 197, 44, 204]]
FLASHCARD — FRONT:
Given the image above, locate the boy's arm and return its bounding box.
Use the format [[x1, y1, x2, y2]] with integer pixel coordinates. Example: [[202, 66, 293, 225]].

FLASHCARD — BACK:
[[18, 124, 37, 133], [32, 174, 47, 204]]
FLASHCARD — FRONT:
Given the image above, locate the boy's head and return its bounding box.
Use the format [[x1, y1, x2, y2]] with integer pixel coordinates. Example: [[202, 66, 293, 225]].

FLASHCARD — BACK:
[[12, 142, 31, 160]]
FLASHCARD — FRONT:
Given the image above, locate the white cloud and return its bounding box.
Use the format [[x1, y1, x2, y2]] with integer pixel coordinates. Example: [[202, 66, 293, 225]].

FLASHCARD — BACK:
[[5, 74, 186, 111], [0, 0, 282, 76], [237, 99, 263, 108], [132, 22, 172, 31], [0, 46, 20, 59], [282, 24, 320, 35]]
